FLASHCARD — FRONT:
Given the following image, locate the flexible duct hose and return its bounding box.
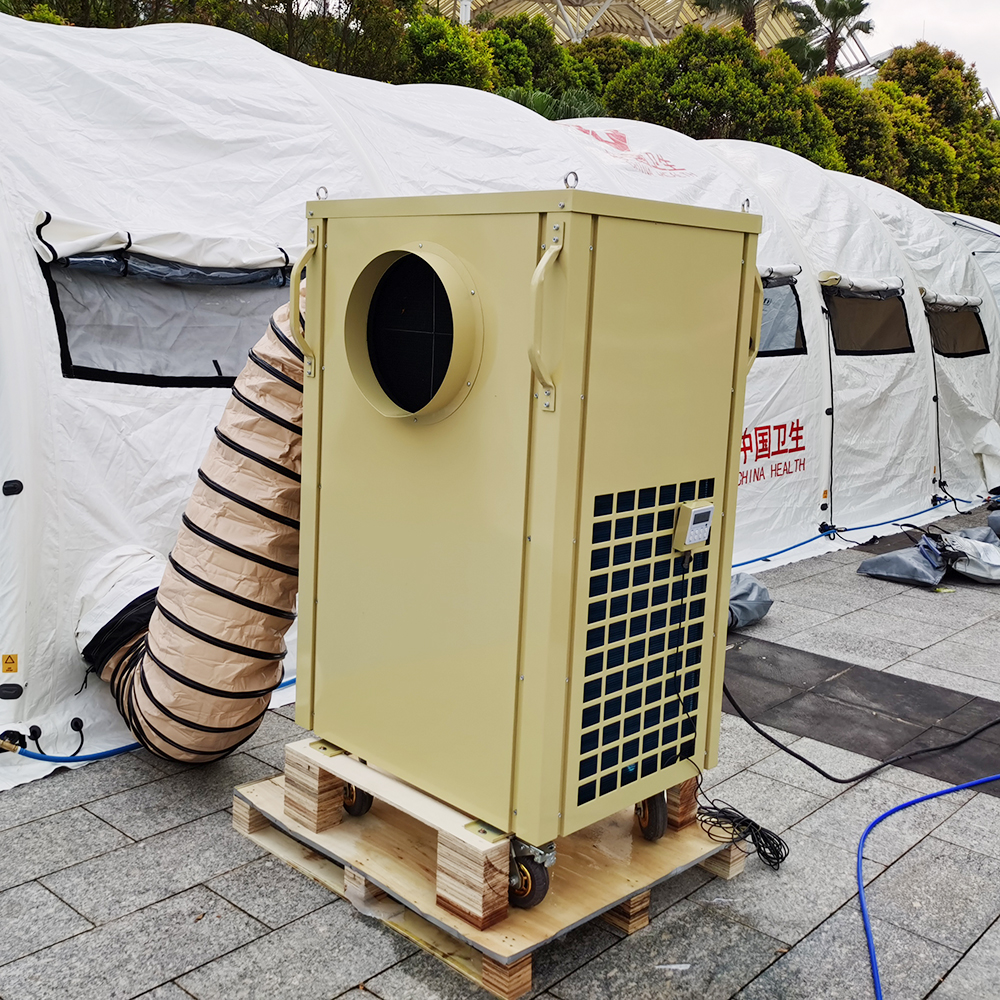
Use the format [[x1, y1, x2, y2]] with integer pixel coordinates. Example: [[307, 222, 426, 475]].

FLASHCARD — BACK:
[[100, 296, 304, 762]]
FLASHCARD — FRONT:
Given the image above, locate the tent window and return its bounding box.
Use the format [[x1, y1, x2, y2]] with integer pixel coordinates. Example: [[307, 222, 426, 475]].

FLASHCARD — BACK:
[[43, 256, 290, 387], [823, 288, 913, 356], [759, 278, 806, 356], [927, 309, 989, 358]]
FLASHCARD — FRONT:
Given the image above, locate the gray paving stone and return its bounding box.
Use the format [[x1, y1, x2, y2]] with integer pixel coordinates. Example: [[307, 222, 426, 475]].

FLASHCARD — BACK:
[[688, 830, 883, 946], [0, 808, 131, 891], [860, 589, 994, 630], [0, 886, 264, 1000], [649, 865, 712, 918], [832, 608, 959, 649], [934, 616, 1000, 654], [932, 914, 1000, 999], [727, 600, 838, 643], [241, 710, 312, 751], [791, 776, 965, 866], [907, 639, 1000, 687], [865, 836, 1000, 951], [777, 619, 919, 671], [39, 810, 267, 924], [735, 903, 959, 1000], [83, 753, 278, 840], [245, 740, 288, 771], [366, 921, 616, 1000], [764, 578, 880, 617], [271, 703, 298, 721], [699, 714, 796, 792], [887, 660, 1000, 702], [0, 752, 163, 833], [134, 749, 196, 775], [135, 985, 198, 999], [208, 856, 338, 928], [702, 770, 829, 834], [0, 882, 93, 965], [549, 899, 783, 1000], [753, 554, 838, 587], [177, 902, 416, 1000], [932, 792, 1000, 859]]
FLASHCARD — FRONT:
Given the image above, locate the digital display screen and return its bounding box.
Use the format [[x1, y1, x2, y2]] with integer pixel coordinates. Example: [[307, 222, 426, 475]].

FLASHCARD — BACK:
[[693, 510, 712, 525]]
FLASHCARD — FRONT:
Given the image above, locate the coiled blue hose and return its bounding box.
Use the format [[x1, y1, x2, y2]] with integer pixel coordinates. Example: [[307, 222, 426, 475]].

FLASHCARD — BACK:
[[858, 772, 1000, 998]]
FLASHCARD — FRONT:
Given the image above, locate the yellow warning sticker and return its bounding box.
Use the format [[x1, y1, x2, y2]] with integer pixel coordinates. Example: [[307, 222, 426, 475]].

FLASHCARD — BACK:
[[2, 654, 16, 673]]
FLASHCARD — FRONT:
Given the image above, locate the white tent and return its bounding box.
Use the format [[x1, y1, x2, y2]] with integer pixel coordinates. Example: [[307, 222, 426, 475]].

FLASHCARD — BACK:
[[1, 16, 995, 787]]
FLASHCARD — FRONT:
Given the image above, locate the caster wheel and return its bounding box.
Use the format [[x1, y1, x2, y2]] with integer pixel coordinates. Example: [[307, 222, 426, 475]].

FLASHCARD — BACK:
[[343, 784, 373, 817], [509, 857, 549, 909], [636, 792, 667, 841]]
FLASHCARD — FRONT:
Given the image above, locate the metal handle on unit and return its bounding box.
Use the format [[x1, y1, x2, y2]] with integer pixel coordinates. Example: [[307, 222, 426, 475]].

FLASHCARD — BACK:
[[290, 241, 317, 378], [747, 271, 763, 371], [528, 243, 562, 412]]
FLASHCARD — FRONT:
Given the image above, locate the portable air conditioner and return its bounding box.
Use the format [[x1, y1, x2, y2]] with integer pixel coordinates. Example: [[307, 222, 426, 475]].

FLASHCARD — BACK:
[[295, 191, 762, 866]]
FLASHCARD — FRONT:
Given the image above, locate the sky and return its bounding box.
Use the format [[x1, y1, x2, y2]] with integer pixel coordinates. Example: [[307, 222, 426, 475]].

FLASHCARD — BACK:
[[864, 0, 1000, 99]]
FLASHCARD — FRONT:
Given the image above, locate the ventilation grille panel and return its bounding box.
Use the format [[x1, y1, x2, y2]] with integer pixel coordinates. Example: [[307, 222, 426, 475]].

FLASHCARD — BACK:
[[577, 479, 714, 807]]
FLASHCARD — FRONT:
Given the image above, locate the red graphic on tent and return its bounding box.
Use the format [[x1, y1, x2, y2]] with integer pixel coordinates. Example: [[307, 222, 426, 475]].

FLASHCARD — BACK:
[[739, 420, 806, 486], [569, 126, 691, 177]]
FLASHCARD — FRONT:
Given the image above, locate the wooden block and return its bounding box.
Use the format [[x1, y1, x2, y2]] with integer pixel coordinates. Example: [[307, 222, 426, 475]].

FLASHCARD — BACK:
[[344, 865, 389, 906], [435, 832, 509, 930], [699, 842, 747, 880], [666, 776, 699, 831], [283, 745, 344, 833], [601, 890, 650, 934], [481, 954, 532, 1000], [232, 795, 270, 835]]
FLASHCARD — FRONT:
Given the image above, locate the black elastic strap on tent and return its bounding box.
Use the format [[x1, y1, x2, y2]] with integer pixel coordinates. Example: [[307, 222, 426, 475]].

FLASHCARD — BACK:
[[181, 513, 299, 576]]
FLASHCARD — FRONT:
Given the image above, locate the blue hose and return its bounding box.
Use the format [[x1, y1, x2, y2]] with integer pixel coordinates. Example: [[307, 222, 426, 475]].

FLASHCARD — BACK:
[[734, 496, 974, 569], [7, 677, 299, 764], [857, 772, 1000, 998]]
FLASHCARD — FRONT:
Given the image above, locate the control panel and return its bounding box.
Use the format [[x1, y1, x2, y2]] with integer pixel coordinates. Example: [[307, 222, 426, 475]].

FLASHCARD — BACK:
[[674, 501, 714, 550]]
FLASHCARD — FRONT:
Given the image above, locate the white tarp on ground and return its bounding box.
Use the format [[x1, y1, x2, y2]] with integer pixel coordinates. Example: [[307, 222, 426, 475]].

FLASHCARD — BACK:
[[1, 15, 996, 787]]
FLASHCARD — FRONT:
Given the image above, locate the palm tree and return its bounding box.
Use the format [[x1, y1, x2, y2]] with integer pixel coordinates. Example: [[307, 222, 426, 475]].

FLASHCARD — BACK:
[[791, 0, 873, 76], [692, 0, 793, 41]]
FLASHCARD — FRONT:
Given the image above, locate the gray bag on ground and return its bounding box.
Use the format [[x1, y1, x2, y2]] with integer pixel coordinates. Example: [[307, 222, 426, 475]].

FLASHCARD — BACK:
[[940, 532, 1000, 583], [729, 573, 773, 628], [857, 536, 946, 587]]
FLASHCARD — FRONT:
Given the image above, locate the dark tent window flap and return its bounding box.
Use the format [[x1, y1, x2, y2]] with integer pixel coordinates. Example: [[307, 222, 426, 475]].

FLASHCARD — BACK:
[[823, 286, 913, 356], [759, 276, 806, 356], [42, 252, 291, 388], [926, 308, 989, 358]]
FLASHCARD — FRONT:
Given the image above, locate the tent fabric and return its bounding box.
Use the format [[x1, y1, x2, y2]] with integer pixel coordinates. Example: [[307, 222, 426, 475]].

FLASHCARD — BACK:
[[1, 16, 998, 788]]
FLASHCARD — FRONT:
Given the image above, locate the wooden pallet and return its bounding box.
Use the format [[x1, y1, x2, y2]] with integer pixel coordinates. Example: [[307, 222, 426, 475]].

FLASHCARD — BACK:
[[232, 746, 745, 1000]]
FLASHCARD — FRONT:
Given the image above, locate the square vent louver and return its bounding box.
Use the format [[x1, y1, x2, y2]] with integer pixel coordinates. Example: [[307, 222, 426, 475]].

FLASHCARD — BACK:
[[577, 478, 715, 807]]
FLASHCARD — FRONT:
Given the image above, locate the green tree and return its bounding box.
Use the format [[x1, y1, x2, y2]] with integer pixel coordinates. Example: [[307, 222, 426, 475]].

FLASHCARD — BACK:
[[499, 85, 606, 120], [776, 32, 824, 80], [490, 13, 599, 95], [789, 0, 873, 77], [812, 75, 901, 185], [691, 0, 793, 39], [401, 14, 498, 90], [566, 36, 647, 91], [482, 27, 533, 89], [872, 81, 958, 211], [878, 42, 1000, 223], [20, 1, 69, 18], [306, 0, 417, 81], [604, 24, 844, 169]]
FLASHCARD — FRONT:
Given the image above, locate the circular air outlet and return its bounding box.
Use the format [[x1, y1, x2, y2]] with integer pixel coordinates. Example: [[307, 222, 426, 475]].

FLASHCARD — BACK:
[[367, 255, 454, 413], [345, 246, 482, 422]]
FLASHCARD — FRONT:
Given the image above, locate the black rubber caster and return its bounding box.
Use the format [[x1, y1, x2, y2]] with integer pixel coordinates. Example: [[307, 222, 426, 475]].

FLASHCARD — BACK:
[[509, 857, 549, 908], [343, 784, 374, 816], [636, 792, 667, 841]]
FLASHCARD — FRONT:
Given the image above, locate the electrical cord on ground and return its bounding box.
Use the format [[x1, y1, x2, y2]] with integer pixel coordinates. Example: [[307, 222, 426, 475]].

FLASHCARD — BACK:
[[858, 772, 1000, 999], [723, 680, 1000, 784]]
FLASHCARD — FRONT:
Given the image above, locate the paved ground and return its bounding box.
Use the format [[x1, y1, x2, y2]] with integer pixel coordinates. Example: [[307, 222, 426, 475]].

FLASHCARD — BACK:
[[1, 516, 998, 1000]]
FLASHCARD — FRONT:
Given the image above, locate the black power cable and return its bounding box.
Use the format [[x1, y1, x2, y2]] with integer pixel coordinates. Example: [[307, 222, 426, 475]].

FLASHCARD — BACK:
[[723, 680, 1000, 784]]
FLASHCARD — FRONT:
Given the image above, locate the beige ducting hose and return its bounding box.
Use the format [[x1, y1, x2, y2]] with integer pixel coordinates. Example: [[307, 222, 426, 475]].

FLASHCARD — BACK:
[[99, 295, 304, 762]]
